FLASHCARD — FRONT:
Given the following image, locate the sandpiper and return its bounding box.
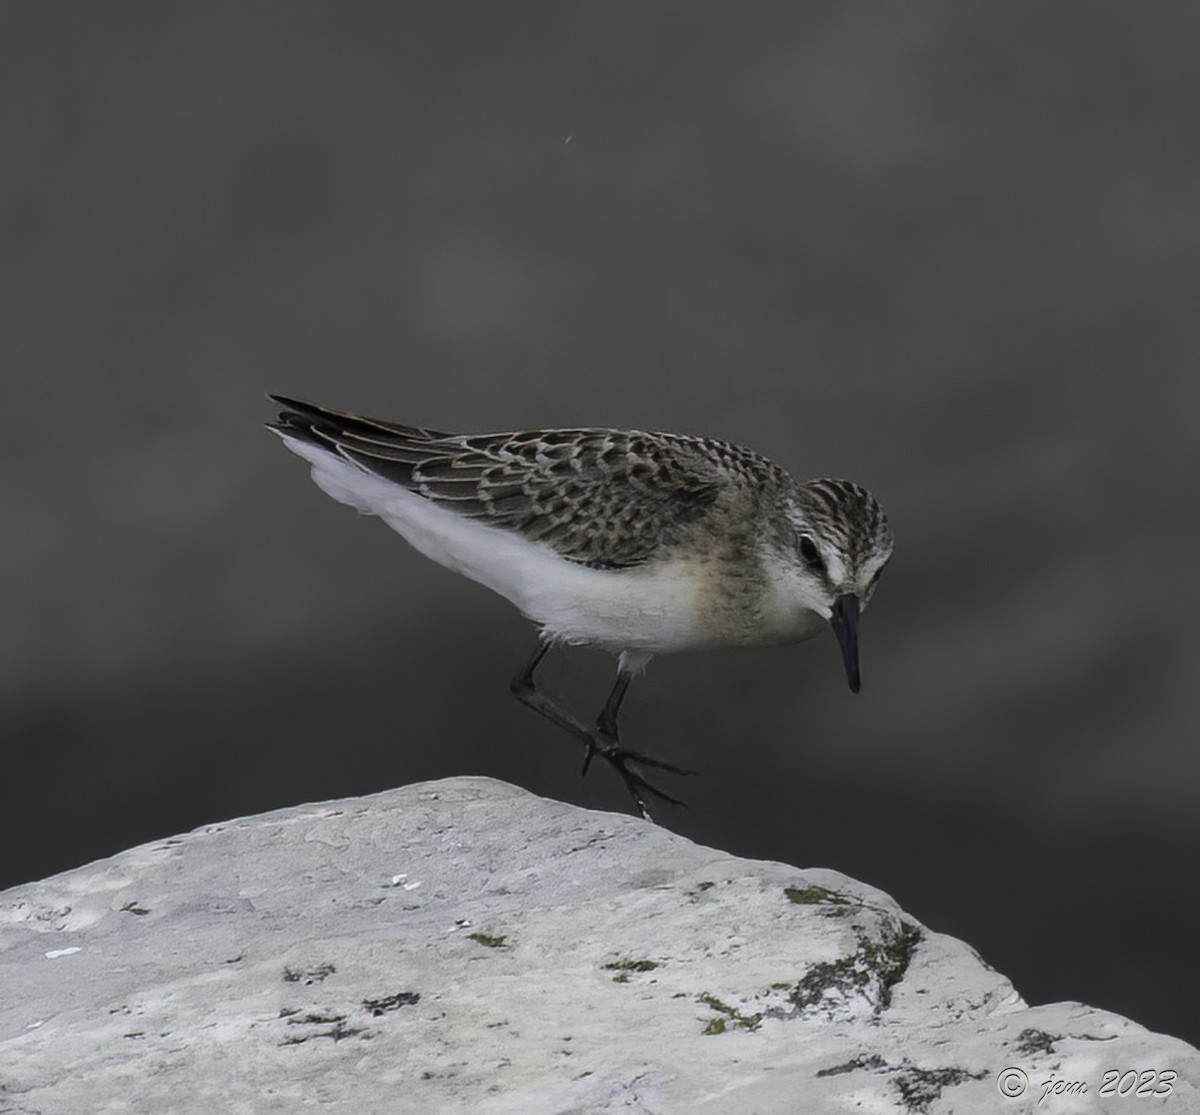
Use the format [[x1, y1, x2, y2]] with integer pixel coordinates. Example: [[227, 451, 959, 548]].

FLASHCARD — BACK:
[[268, 395, 893, 819]]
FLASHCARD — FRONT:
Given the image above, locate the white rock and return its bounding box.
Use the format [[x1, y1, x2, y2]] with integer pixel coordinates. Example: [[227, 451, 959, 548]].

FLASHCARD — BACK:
[[0, 777, 1196, 1114]]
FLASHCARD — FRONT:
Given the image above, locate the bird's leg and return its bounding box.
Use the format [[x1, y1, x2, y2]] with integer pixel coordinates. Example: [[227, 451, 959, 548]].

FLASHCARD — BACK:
[[509, 641, 596, 752], [585, 672, 633, 772], [594, 671, 632, 746], [590, 670, 687, 772], [508, 642, 688, 821], [590, 666, 691, 767]]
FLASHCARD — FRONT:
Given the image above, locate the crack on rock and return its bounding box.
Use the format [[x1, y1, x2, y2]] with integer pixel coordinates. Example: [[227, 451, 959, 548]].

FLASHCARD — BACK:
[[789, 919, 922, 1018], [816, 1053, 888, 1077], [279, 1020, 367, 1045], [282, 963, 335, 984], [280, 1011, 368, 1045], [288, 1010, 346, 1025], [565, 832, 616, 854]]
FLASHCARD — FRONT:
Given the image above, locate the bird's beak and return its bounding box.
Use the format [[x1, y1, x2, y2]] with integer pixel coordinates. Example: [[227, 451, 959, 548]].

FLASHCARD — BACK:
[[829, 594, 861, 693]]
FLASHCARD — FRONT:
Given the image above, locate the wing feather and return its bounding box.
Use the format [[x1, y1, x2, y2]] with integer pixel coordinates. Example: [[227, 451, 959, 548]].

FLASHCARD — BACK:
[[269, 397, 727, 568]]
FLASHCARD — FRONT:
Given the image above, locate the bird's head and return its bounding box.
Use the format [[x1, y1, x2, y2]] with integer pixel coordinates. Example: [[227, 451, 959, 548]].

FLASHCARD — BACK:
[[787, 478, 892, 693]]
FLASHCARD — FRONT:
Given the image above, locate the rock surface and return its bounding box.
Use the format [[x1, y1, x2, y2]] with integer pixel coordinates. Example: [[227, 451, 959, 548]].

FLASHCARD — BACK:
[[1, 777, 1196, 1114]]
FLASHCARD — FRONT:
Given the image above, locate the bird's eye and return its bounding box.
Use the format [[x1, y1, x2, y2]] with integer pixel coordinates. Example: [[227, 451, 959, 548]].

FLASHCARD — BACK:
[[798, 535, 823, 569]]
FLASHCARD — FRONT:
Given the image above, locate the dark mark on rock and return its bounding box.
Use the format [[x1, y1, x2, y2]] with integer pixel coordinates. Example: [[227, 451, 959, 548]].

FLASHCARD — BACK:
[[894, 1066, 986, 1113], [279, 1020, 366, 1045], [287, 1011, 346, 1026], [604, 957, 659, 981], [1014, 1027, 1061, 1056], [790, 920, 922, 1017], [817, 1054, 888, 1077], [282, 963, 335, 984], [815, 1056, 985, 1112], [363, 991, 420, 1015]]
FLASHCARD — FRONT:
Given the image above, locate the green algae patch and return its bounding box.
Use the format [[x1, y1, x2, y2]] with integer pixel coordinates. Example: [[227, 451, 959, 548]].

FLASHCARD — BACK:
[[785, 884, 853, 906], [790, 920, 922, 1016], [467, 932, 508, 949], [604, 957, 660, 983], [698, 992, 762, 1035]]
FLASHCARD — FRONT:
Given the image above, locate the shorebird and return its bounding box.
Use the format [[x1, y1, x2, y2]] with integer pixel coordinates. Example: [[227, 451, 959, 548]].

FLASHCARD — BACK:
[[268, 395, 892, 819]]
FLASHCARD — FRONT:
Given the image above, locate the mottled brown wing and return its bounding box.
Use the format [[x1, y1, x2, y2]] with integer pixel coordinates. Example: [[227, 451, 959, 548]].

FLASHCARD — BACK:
[[269, 398, 722, 569]]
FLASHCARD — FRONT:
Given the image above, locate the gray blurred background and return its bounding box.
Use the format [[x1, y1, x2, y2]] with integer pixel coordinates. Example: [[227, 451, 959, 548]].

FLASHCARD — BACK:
[[3, 2, 1198, 1044]]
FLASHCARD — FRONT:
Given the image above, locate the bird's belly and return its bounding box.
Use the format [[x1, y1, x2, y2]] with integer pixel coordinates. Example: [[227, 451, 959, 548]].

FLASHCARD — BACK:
[[287, 441, 812, 655], [523, 562, 714, 653], [528, 557, 827, 654], [360, 475, 703, 651]]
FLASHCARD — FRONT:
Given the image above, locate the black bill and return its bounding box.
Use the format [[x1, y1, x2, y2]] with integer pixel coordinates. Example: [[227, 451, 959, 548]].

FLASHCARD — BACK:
[[829, 593, 861, 693]]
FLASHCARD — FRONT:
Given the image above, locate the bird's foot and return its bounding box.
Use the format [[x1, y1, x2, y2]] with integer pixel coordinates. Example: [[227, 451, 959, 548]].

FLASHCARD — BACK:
[[580, 733, 691, 821], [580, 740, 691, 778]]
